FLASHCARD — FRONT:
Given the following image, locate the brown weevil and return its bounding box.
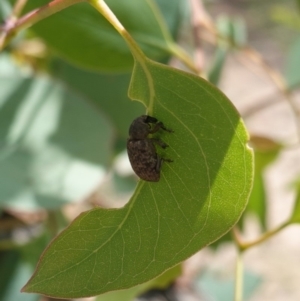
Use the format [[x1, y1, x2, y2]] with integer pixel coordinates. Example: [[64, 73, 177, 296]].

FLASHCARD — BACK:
[[127, 115, 173, 182]]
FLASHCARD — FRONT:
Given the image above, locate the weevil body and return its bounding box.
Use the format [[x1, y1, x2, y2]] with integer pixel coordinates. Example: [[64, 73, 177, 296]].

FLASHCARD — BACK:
[[127, 115, 173, 182]]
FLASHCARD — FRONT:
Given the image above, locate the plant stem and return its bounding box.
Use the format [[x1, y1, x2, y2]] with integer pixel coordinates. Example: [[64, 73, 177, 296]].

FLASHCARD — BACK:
[[234, 248, 244, 301], [11, 0, 28, 18], [233, 221, 290, 251], [0, 0, 85, 51], [89, 0, 157, 113], [89, 0, 146, 64], [169, 43, 201, 75]]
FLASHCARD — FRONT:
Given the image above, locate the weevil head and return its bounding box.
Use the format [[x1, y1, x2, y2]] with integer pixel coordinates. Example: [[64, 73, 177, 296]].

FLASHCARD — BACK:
[[128, 115, 153, 140]]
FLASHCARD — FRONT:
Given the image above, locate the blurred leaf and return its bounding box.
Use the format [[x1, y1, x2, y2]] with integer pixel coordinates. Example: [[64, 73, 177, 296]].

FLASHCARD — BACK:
[[49, 83, 113, 164], [95, 265, 181, 301], [250, 136, 282, 170], [216, 15, 247, 48], [232, 17, 247, 46], [155, 0, 186, 39], [0, 235, 47, 301], [209, 16, 247, 85], [289, 182, 300, 223], [195, 269, 261, 301], [0, 55, 113, 210], [0, 149, 32, 204], [23, 58, 253, 298], [271, 6, 300, 31], [243, 136, 282, 229], [208, 16, 230, 85], [208, 48, 227, 86], [0, 0, 11, 20], [285, 37, 300, 89], [22, 0, 176, 72], [0, 251, 20, 299], [0, 53, 23, 76], [246, 172, 266, 227], [52, 59, 144, 140]]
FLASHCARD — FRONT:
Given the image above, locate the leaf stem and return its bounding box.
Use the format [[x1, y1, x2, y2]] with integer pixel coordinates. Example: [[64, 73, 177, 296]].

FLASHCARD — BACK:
[[0, 0, 86, 51], [145, 0, 201, 75], [89, 0, 146, 65], [89, 0, 156, 113], [234, 248, 244, 301]]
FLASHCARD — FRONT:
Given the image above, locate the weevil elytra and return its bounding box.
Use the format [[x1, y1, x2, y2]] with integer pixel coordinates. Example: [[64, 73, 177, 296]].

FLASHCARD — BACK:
[[127, 115, 173, 182]]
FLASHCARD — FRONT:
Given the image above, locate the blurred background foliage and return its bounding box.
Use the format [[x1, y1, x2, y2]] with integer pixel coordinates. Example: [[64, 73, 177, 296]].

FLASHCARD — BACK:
[[0, 0, 300, 300]]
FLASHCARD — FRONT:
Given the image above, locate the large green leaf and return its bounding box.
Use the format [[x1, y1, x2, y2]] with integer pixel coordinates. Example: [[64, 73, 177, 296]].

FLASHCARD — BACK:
[[22, 0, 177, 71], [23, 58, 253, 298], [95, 264, 181, 301]]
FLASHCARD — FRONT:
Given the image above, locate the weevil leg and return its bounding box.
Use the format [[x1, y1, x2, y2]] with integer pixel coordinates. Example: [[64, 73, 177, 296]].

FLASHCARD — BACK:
[[144, 115, 173, 133], [152, 138, 169, 149], [157, 122, 174, 133], [155, 156, 173, 173], [155, 156, 162, 173], [162, 158, 173, 163], [149, 122, 173, 134]]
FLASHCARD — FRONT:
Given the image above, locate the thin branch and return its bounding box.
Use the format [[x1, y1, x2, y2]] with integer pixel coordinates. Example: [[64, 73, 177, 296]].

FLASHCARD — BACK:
[[189, 0, 214, 73], [0, 0, 86, 51], [233, 222, 289, 251], [0, 0, 27, 47], [11, 0, 28, 18]]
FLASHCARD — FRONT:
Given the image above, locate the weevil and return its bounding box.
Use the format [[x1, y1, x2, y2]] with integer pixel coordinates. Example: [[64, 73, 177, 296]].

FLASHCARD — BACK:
[[127, 115, 173, 182]]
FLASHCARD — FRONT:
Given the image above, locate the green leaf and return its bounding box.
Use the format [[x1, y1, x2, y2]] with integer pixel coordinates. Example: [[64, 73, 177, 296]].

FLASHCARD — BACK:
[[0, 251, 40, 301], [23, 59, 253, 298], [289, 183, 300, 223], [0, 55, 114, 210], [155, 0, 187, 39], [208, 16, 247, 85], [0, 0, 11, 19], [95, 264, 181, 301], [23, 0, 175, 71], [208, 48, 227, 86], [0, 235, 47, 301], [285, 37, 300, 89], [242, 136, 282, 229], [271, 6, 300, 32]]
